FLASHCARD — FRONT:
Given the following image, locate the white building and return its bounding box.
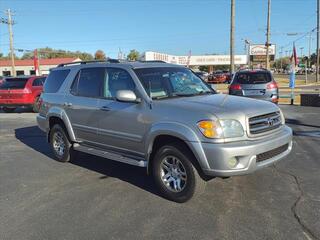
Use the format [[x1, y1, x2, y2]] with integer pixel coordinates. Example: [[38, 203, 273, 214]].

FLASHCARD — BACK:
[[0, 57, 81, 76], [141, 51, 247, 66]]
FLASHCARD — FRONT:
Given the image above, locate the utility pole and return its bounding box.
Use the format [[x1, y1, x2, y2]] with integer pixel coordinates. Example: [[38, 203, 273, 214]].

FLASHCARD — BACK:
[[307, 32, 312, 83], [266, 0, 271, 70], [230, 0, 235, 73], [317, 0, 320, 82], [1, 10, 16, 76], [7, 9, 16, 77], [279, 47, 284, 72]]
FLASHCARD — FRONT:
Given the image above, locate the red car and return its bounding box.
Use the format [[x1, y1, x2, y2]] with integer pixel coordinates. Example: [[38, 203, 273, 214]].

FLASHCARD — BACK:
[[208, 71, 228, 84], [0, 75, 46, 113]]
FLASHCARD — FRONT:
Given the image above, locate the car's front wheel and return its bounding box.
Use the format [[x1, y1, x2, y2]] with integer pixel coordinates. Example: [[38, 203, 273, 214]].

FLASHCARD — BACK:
[[50, 124, 74, 162], [152, 143, 206, 203]]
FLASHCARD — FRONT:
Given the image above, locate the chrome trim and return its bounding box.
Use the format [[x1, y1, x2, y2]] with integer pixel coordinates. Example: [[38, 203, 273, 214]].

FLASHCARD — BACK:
[[248, 111, 282, 136]]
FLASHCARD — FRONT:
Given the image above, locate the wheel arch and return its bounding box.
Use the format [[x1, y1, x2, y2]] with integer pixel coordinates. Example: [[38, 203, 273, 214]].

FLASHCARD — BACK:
[[145, 122, 210, 179], [47, 108, 76, 143]]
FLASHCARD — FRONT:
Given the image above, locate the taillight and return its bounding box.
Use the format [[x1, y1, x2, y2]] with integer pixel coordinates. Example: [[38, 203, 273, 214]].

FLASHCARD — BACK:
[[24, 88, 32, 94], [229, 84, 242, 90], [267, 81, 278, 89], [37, 97, 43, 110]]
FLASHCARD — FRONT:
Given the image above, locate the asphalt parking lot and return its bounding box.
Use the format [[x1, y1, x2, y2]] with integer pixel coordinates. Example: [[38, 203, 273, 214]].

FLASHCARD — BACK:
[[0, 105, 319, 240]]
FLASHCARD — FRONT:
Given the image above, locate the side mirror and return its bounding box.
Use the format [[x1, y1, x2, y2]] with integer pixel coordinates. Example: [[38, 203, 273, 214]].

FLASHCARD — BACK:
[[116, 90, 140, 103]]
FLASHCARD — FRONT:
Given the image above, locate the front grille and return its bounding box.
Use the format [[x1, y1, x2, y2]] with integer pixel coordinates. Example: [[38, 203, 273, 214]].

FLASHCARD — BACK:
[[256, 144, 289, 162], [249, 111, 282, 135]]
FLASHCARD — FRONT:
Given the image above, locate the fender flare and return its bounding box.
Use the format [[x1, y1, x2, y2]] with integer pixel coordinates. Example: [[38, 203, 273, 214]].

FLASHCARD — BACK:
[[144, 122, 210, 170], [47, 107, 76, 142]]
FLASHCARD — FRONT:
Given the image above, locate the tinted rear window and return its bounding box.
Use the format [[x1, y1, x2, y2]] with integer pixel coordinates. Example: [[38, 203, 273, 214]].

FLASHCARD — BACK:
[[0, 78, 28, 89], [234, 72, 271, 84], [44, 70, 70, 93]]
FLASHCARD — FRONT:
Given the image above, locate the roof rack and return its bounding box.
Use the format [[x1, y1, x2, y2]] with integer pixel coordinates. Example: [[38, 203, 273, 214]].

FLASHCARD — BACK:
[[138, 60, 167, 63], [57, 58, 120, 67]]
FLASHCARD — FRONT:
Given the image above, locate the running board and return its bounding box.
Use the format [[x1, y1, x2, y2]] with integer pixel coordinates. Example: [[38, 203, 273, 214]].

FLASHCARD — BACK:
[[73, 144, 147, 167]]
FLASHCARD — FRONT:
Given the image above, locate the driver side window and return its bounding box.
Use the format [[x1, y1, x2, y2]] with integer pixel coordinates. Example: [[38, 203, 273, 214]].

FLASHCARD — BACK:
[[104, 68, 136, 99]]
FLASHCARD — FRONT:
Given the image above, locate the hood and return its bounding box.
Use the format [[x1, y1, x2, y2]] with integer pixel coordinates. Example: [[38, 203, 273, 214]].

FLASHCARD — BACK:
[[157, 94, 279, 119]]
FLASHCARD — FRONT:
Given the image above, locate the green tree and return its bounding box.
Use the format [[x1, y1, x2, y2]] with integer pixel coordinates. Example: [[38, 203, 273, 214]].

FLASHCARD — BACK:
[[199, 66, 209, 72], [273, 57, 290, 70], [310, 53, 317, 66], [127, 49, 140, 61], [20, 47, 94, 61]]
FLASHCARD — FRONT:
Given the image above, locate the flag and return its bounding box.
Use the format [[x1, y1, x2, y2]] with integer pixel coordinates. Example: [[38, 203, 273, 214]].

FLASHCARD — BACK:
[[292, 44, 299, 66], [33, 49, 39, 76], [289, 44, 297, 89]]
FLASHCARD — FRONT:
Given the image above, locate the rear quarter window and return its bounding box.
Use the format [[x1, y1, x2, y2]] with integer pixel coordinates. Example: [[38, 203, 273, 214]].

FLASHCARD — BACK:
[[0, 78, 29, 89], [44, 70, 70, 93], [234, 72, 272, 84]]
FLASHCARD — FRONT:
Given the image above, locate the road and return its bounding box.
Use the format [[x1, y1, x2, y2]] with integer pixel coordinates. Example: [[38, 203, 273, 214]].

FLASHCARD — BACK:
[[0, 106, 319, 240]]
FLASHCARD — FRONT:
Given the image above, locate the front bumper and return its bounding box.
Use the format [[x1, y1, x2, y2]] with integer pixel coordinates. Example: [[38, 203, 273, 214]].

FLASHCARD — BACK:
[[201, 125, 293, 177]]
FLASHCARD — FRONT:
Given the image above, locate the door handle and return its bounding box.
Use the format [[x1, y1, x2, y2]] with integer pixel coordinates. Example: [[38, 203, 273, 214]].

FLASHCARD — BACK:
[[100, 106, 111, 111], [63, 102, 72, 107]]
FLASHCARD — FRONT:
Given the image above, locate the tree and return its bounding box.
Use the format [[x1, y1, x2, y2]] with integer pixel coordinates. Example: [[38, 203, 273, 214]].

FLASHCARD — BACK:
[[20, 47, 94, 61], [273, 57, 290, 70], [199, 66, 209, 72], [94, 50, 106, 60], [310, 53, 317, 66], [127, 49, 140, 61]]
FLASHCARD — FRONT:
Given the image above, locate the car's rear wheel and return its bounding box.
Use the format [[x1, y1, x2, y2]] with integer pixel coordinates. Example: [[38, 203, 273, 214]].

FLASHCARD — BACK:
[[50, 124, 74, 162], [2, 107, 16, 113], [152, 143, 206, 203], [33, 96, 40, 113]]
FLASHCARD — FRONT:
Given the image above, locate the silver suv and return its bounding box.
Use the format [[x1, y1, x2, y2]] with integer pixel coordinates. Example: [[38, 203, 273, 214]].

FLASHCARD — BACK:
[[37, 60, 292, 202], [229, 69, 279, 103]]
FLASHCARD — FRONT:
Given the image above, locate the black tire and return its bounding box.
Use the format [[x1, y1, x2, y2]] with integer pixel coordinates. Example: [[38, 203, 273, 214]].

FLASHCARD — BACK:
[[152, 143, 206, 203], [33, 96, 40, 113], [50, 124, 74, 162], [2, 107, 16, 113]]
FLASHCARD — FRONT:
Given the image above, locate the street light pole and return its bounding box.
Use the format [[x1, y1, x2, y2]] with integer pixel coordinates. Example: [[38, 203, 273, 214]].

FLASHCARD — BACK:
[[266, 0, 271, 70], [317, 0, 320, 82], [230, 0, 235, 74]]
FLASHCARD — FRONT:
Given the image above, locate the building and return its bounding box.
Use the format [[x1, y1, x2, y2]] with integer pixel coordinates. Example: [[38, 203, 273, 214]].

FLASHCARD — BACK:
[[141, 51, 247, 68], [0, 57, 81, 76]]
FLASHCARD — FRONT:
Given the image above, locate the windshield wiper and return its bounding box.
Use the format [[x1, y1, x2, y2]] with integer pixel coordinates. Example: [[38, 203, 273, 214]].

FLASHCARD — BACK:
[[174, 91, 213, 97]]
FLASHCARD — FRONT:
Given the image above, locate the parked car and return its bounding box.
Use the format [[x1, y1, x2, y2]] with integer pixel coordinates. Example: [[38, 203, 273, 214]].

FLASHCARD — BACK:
[[37, 60, 292, 203], [0, 75, 46, 113], [208, 70, 228, 84], [194, 71, 208, 81], [222, 70, 232, 83], [229, 69, 279, 103]]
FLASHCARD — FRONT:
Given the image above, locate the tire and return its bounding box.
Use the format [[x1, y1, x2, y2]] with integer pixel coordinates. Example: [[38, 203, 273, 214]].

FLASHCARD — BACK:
[[152, 143, 206, 203], [2, 107, 16, 113], [50, 124, 74, 162], [33, 96, 40, 113]]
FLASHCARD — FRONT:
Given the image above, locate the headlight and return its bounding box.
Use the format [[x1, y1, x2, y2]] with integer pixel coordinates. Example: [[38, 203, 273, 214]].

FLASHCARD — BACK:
[[197, 120, 223, 138], [197, 119, 244, 139], [219, 119, 244, 138]]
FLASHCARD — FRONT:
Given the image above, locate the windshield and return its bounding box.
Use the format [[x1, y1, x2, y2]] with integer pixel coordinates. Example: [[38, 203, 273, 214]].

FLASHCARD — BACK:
[[234, 72, 272, 84], [0, 78, 28, 89], [134, 67, 214, 99]]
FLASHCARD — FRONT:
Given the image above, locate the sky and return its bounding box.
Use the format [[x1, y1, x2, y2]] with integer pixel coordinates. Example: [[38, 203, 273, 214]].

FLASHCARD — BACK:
[[0, 0, 317, 58]]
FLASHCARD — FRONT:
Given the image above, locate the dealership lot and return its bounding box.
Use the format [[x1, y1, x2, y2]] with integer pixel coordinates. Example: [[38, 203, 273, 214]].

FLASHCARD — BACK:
[[0, 105, 319, 240]]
